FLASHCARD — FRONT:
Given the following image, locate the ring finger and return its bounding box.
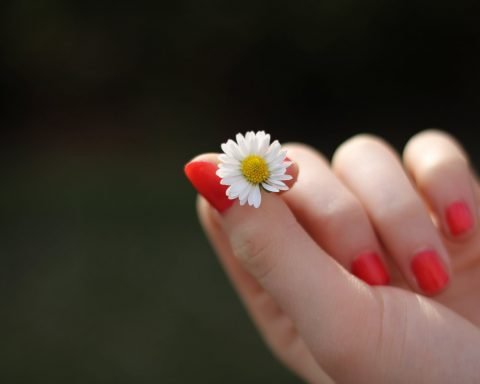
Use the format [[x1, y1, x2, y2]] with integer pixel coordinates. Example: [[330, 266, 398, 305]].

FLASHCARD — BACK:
[[332, 135, 451, 296]]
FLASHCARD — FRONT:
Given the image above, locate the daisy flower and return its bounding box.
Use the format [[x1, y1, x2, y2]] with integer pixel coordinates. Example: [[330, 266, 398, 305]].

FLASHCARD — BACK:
[[216, 131, 293, 208]]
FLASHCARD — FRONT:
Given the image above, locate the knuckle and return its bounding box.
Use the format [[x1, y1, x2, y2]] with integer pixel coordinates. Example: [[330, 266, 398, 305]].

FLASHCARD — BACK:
[[315, 195, 365, 235], [230, 223, 278, 281], [373, 198, 424, 226]]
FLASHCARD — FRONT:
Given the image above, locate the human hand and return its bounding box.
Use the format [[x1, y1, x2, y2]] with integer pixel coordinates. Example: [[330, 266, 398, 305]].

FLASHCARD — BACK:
[[184, 130, 480, 383]]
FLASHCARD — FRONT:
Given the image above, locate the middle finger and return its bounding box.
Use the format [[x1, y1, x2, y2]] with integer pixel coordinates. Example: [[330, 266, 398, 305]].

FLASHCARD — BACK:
[[332, 135, 450, 296], [283, 143, 390, 286]]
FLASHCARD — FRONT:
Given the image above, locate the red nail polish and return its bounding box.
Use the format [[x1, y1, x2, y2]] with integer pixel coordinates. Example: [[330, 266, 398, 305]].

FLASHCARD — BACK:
[[445, 201, 474, 236], [184, 161, 234, 213], [411, 250, 449, 295], [351, 251, 390, 286]]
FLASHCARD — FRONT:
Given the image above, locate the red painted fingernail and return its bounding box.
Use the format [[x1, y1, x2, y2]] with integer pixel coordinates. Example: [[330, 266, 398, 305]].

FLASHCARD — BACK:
[[445, 200, 474, 236], [351, 251, 390, 286], [411, 250, 449, 295], [184, 161, 234, 213]]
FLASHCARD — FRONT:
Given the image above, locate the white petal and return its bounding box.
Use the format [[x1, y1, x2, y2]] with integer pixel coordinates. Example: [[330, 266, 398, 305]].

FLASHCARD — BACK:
[[257, 134, 271, 155], [267, 140, 281, 151], [246, 131, 255, 142], [218, 163, 241, 172], [269, 170, 289, 178], [251, 185, 262, 208], [262, 183, 279, 192], [276, 149, 288, 161], [239, 196, 248, 206], [239, 183, 253, 201], [253, 136, 261, 154], [269, 160, 291, 171], [221, 140, 243, 161], [220, 141, 234, 157], [264, 141, 281, 163], [228, 140, 244, 160], [219, 154, 240, 165], [236, 133, 250, 156], [226, 185, 236, 199], [246, 131, 256, 152], [239, 185, 251, 205], [227, 180, 248, 198], [270, 174, 293, 181], [247, 185, 255, 206], [267, 149, 288, 167], [268, 171, 288, 179], [269, 164, 289, 173], [237, 181, 252, 200], [267, 179, 289, 187], [220, 175, 245, 185], [231, 180, 249, 194], [216, 168, 227, 178], [246, 186, 254, 206], [216, 168, 240, 178], [255, 131, 266, 139], [266, 180, 289, 191], [251, 131, 266, 153]]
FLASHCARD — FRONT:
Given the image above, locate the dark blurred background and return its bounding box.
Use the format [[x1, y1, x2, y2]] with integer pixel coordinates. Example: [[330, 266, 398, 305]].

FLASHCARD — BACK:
[[1, 1, 479, 383]]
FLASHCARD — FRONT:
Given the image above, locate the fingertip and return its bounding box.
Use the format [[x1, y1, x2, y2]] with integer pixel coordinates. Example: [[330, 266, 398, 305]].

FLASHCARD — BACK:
[[184, 158, 234, 213], [411, 249, 450, 296], [185, 149, 298, 214], [402, 130, 477, 242]]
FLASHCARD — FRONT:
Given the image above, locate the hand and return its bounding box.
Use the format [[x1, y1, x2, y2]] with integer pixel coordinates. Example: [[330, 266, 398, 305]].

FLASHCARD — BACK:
[[185, 130, 480, 383]]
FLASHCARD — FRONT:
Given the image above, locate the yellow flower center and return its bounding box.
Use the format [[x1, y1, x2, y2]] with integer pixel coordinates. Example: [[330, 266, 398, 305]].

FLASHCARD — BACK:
[[241, 155, 270, 184]]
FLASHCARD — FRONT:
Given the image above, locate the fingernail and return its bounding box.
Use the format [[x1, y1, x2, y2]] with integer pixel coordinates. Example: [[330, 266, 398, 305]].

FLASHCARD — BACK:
[[445, 200, 474, 237], [184, 161, 234, 213], [351, 251, 390, 286], [411, 250, 449, 295]]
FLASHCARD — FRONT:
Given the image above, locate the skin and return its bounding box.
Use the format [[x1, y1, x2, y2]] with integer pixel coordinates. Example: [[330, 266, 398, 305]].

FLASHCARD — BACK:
[[193, 130, 480, 383]]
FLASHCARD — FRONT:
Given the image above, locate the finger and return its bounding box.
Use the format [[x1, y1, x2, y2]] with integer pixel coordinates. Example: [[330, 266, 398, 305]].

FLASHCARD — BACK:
[[197, 196, 332, 384], [282, 143, 390, 285], [184, 153, 298, 214], [332, 135, 450, 296], [403, 129, 477, 240], [184, 154, 385, 383]]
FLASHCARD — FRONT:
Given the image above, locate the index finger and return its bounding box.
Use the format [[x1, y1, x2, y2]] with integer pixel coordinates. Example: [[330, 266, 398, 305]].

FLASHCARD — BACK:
[[184, 154, 383, 382]]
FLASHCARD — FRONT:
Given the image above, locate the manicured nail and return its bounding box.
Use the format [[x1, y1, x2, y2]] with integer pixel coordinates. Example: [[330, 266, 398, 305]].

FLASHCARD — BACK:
[[351, 251, 390, 286], [445, 200, 474, 237], [411, 250, 449, 295], [184, 161, 234, 213]]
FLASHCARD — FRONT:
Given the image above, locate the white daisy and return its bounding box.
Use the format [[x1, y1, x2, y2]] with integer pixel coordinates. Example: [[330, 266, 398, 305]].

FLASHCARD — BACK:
[[216, 131, 293, 208]]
